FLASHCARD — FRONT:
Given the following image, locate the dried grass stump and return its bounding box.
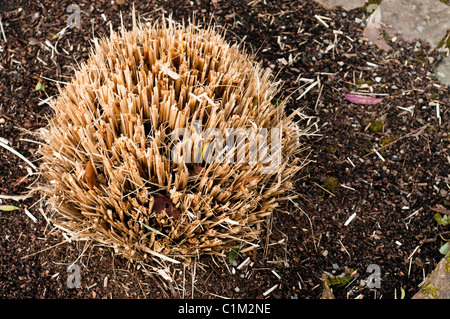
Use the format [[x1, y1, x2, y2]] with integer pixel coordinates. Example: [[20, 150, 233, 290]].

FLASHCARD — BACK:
[[38, 15, 308, 266]]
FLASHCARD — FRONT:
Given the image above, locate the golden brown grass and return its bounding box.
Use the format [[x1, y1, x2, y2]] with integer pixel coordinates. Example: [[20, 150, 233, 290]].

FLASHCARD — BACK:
[[36, 13, 310, 267]]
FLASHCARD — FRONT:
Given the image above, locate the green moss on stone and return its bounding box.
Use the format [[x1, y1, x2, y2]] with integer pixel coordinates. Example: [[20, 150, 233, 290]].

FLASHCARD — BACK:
[[369, 120, 384, 133], [323, 177, 339, 193]]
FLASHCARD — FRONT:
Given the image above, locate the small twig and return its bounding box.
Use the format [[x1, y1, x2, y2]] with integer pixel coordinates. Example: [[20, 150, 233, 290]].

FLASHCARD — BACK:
[[314, 84, 324, 110], [404, 208, 423, 220], [237, 257, 251, 270], [346, 157, 356, 168], [363, 125, 427, 158], [189, 260, 196, 298], [313, 182, 336, 197], [341, 184, 355, 191], [396, 105, 415, 115], [148, 272, 170, 299], [407, 245, 421, 260], [338, 239, 351, 258]]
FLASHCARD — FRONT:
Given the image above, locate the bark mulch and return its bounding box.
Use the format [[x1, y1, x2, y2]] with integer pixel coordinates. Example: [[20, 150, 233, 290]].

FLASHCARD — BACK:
[[0, 0, 448, 299]]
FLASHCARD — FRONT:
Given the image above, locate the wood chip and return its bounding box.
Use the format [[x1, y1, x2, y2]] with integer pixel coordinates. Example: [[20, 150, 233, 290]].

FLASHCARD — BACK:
[[262, 284, 278, 297], [344, 212, 357, 226]]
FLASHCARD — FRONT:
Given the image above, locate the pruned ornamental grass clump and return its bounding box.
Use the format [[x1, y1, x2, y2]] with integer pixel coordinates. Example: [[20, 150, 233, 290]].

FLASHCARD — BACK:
[[37, 15, 309, 266]]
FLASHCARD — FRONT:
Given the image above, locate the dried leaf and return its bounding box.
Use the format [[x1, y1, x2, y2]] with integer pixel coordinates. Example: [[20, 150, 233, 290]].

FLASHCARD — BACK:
[[0, 205, 19, 211], [229, 243, 245, 263], [434, 213, 449, 226], [153, 194, 180, 219], [430, 204, 450, 216], [35, 81, 45, 92], [321, 281, 335, 299], [169, 208, 181, 220], [85, 160, 98, 189], [344, 94, 384, 105], [138, 221, 166, 237], [189, 164, 203, 177], [270, 99, 283, 107], [439, 242, 450, 256]]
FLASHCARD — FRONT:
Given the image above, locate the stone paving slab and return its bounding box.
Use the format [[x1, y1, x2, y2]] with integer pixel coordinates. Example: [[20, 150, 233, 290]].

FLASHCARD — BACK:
[[413, 255, 450, 299], [313, 0, 450, 298], [436, 56, 450, 86], [315, 0, 450, 88], [312, 0, 367, 11], [380, 0, 450, 48], [378, 0, 450, 86], [363, 6, 392, 52]]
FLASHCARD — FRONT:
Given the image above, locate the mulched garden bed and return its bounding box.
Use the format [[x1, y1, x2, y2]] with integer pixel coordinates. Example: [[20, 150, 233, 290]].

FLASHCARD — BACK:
[[0, 0, 448, 299]]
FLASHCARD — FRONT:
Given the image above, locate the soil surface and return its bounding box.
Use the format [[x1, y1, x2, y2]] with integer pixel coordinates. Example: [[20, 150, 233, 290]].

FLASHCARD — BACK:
[[0, 0, 449, 299]]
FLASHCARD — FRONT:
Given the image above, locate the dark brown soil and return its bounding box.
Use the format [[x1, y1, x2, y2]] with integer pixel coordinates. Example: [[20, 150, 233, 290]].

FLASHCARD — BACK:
[[0, 0, 448, 300]]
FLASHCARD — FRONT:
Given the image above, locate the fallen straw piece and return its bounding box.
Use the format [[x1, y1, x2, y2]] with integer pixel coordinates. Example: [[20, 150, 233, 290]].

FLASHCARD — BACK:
[[263, 284, 278, 297], [271, 270, 282, 280], [0, 16, 6, 43], [396, 105, 415, 115], [296, 80, 318, 100], [24, 208, 38, 223], [0, 194, 32, 201], [374, 148, 385, 162], [161, 63, 181, 80], [62, 233, 72, 242], [344, 212, 357, 226], [314, 15, 329, 28], [346, 157, 356, 168], [237, 257, 251, 270], [340, 184, 356, 191], [436, 102, 441, 126], [0, 140, 37, 170]]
